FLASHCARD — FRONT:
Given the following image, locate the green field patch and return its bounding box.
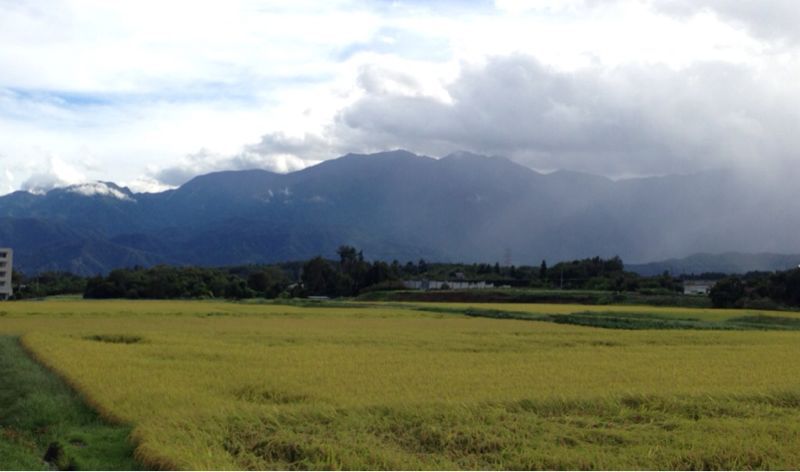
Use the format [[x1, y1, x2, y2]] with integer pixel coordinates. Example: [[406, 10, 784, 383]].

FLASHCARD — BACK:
[[360, 288, 617, 305], [459, 307, 717, 330], [457, 307, 800, 331], [461, 308, 547, 320], [265, 299, 378, 309], [548, 311, 719, 330], [587, 339, 623, 347], [0, 336, 140, 470], [359, 288, 713, 308], [235, 386, 311, 405], [83, 334, 144, 344], [727, 315, 800, 330]]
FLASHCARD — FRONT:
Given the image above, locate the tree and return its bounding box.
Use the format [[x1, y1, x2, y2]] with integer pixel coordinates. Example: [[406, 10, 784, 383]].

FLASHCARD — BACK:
[[336, 245, 371, 293], [605, 256, 624, 272], [365, 261, 391, 287], [709, 277, 745, 308], [301, 257, 338, 296], [247, 267, 290, 298], [539, 260, 547, 280], [337, 246, 358, 268], [224, 278, 254, 299], [390, 260, 401, 277]]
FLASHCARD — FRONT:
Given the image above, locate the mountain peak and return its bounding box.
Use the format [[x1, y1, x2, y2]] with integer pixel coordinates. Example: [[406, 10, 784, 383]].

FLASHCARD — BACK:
[[438, 151, 544, 181], [440, 151, 528, 168], [341, 149, 430, 161], [442, 150, 492, 161], [62, 182, 136, 201]]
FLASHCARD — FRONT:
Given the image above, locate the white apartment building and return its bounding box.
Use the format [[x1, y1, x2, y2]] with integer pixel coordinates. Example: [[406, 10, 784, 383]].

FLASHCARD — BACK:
[[0, 248, 12, 299]]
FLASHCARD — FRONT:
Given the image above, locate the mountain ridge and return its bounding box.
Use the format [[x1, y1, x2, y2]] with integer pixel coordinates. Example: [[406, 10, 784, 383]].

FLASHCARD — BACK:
[[628, 252, 800, 276], [1, 150, 798, 275]]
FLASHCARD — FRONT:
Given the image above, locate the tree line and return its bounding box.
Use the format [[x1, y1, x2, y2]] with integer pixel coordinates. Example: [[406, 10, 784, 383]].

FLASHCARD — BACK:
[[5, 247, 691, 301], [11, 251, 800, 310], [709, 269, 800, 309], [8, 271, 86, 299]]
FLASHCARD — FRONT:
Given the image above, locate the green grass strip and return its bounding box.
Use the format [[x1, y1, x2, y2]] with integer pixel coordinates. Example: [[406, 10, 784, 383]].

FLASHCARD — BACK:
[[458, 308, 800, 331], [0, 336, 142, 470]]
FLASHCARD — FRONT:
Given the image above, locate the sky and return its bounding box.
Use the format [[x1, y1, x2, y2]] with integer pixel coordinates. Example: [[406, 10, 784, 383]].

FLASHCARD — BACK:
[[1, 0, 799, 194]]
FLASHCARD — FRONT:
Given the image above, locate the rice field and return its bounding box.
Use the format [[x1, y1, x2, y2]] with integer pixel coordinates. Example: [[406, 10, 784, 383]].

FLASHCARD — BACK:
[[2, 299, 800, 469]]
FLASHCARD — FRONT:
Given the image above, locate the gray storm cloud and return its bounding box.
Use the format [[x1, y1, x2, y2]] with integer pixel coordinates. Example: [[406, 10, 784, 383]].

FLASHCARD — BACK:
[[149, 52, 800, 187], [326, 55, 800, 178]]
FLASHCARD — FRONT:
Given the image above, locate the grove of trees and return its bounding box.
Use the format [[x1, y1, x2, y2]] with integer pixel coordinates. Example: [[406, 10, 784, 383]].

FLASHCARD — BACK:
[[709, 269, 800, 308], [75, 249, 684, 300]]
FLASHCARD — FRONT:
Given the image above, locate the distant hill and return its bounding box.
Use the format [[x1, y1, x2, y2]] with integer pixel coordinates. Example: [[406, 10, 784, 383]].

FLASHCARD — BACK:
[[1, 150, 799, 275], [628, 253, 800, 277]]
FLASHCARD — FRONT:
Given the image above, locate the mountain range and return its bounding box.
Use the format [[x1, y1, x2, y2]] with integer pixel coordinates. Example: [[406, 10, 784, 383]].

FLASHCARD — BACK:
[[2, 150, 799, 275]]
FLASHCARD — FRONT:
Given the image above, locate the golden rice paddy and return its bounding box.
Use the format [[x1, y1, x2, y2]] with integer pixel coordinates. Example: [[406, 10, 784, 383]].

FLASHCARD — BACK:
[[2, 299, 800, 469]]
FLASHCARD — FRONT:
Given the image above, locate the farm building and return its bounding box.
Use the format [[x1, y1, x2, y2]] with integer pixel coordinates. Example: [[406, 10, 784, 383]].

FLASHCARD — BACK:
[[683, 279, 715, 295], [0, 248, 12, 300]]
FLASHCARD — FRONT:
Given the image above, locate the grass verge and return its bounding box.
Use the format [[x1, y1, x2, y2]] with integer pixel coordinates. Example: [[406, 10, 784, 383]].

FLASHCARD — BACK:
[[0, 336, 141, 470], [358, 288, 713, 308], [458, 308, 800, 330]]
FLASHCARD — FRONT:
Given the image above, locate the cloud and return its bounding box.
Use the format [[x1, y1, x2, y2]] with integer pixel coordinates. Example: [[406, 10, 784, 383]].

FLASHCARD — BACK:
[[650, 0, 800, 44], [243, 132, 331, 163], [146, 50, 800, 185], [495, 0, 621, 14], [327, 55, 800, 177], [0, 1, 391, 194], [148, 149, 226, 187], [357, 64, 426, 97], [20, 156, 85, 193], [2, 0, 799, 194], [231, 152, 313, 175], [149, 141, 319, 187], [0, 0, 380, 95]]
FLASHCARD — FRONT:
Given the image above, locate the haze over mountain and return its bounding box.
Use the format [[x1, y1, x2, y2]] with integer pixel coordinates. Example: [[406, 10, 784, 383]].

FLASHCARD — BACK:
[[628, 253, 800, 277], [1, 150, 798, 275]]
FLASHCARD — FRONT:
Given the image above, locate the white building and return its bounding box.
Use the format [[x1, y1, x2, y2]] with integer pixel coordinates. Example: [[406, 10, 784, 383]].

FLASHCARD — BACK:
[[0, 248, 12, 299], [683, 279, 715, 295]]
